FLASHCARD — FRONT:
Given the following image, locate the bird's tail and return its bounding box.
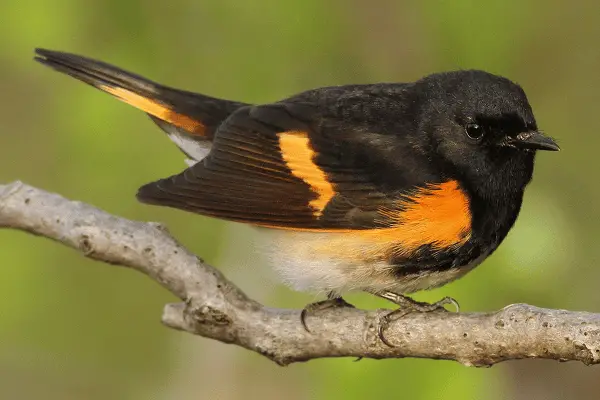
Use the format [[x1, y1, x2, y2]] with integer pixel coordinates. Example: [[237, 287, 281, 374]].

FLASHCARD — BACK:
[[34, 48, 248, 162]]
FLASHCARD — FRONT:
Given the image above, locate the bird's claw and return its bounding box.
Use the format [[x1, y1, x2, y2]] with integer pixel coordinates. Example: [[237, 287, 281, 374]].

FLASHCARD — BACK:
[[375, 293, 460, 347]]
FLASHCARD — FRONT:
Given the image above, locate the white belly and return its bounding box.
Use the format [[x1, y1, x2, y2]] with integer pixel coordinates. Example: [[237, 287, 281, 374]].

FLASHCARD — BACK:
[[256, 229, 483, 296]]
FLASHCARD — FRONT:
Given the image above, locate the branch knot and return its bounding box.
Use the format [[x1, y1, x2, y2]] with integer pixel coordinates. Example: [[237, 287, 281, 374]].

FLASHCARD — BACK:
[[186, 301, 233, 327]]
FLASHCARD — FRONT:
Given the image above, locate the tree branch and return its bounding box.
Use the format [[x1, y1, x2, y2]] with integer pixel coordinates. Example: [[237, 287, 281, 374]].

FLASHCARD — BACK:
[[1, 181, 599, 367]]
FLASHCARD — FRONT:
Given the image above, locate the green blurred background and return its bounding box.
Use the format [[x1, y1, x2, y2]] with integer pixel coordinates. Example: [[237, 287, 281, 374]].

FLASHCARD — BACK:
[[1, 0, 599, 399]]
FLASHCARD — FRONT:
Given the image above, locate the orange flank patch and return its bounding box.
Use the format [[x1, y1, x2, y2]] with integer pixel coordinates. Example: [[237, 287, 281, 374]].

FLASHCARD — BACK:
[[366, 180, 472, 256], [309, 180, 472, 264], [278, 131, 335, 216], [99, 86, 205, 135], [253, 177, 471, 262]]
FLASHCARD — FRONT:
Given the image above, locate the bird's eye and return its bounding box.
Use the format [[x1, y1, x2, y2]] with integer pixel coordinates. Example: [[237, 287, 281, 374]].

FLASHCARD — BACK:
[[465, 123, 485, 141]]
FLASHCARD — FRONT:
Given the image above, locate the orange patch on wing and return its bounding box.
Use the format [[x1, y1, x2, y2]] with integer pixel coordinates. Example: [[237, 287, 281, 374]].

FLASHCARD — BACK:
[[100, 86, 205, 135], [278, 131, 335, 216], [368, 180, 471, 255]]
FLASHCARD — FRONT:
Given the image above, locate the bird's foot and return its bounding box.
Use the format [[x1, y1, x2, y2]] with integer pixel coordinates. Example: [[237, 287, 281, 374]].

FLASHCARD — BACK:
[[375, 292, 460, 347], [300, 293, 355, 332]]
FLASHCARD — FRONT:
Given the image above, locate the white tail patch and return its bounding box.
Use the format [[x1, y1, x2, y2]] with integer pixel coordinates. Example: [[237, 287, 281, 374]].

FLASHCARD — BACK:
[[151, 116, 212, 165], [167, 132, 212, 165]]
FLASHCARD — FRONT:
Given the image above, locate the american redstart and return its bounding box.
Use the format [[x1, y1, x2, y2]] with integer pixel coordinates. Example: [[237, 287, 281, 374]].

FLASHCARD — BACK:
[[34, 49, 559, 345]]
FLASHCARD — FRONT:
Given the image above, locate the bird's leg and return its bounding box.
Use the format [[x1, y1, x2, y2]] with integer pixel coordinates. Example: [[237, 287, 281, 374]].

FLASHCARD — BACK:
[[300, 291, 355, 332], [374, 291, 460, 347]]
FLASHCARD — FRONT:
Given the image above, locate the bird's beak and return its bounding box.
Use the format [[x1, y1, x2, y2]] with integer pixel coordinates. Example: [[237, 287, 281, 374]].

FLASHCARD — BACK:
[[507, 131, 560, 151]]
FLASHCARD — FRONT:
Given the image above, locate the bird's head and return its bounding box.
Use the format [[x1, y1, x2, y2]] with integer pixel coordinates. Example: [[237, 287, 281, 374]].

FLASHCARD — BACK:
[[413, 70, 559, 191]]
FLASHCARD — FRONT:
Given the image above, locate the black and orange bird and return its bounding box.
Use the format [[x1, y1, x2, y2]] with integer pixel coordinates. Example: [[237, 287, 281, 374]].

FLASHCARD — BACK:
[[34, 49, 559, 344]]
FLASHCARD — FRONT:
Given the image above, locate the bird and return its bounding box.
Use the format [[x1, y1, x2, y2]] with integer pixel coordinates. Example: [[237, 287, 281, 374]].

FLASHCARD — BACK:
[[34, 48, 559, 345]]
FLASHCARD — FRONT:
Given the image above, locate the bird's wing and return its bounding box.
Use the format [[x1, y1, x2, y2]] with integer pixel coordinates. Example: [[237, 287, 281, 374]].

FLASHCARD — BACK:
[[137, 101, 472, 253]]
